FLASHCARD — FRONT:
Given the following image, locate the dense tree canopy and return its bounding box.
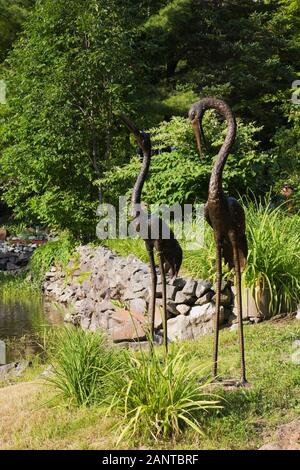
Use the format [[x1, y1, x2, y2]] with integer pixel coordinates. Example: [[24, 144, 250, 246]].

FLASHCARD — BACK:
[[0, 0, 299, 237], [0, 0, 34, 62]]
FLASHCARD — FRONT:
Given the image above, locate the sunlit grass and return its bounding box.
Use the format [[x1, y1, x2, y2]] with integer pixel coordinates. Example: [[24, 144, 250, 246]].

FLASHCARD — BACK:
[[1, 320, 300, 449]]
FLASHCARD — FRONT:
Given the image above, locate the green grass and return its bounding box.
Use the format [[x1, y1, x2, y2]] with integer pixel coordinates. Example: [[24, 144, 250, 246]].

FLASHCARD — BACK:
[[0, 272, 40, 302], [243, 200, 300, 315], [1, 319, 300, 449], [109, 345, 220, 443], [45, 327, 124, 406]]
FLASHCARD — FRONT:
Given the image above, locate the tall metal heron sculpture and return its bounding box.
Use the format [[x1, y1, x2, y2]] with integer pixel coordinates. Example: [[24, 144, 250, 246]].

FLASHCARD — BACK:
[[120, 115, 183, 352], [189, 98, 248, 384]]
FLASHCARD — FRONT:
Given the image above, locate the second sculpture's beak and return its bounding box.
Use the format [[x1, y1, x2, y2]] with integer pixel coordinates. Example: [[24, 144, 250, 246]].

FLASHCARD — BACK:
[[191, 115, 204, 159]]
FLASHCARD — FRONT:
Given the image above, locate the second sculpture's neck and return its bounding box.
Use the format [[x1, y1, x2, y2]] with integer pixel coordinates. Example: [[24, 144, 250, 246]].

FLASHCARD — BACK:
[[131, 149, 151, 217], [207, 99, 236, 199]]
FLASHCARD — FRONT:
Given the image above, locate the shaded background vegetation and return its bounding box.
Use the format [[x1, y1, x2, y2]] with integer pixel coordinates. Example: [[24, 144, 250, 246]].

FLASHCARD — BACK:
[[0, 0, 299, 238]]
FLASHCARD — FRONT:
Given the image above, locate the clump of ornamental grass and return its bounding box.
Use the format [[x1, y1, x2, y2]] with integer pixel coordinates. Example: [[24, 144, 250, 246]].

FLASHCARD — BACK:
[[45, 327, 124, 407], [109, 344, 221, 443], [243, 199, 300, 315]]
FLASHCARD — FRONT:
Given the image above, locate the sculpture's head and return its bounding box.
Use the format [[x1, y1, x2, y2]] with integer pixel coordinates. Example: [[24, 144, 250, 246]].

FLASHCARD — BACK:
[[188, 102, 207, 158], [119, 114, 151, 155]]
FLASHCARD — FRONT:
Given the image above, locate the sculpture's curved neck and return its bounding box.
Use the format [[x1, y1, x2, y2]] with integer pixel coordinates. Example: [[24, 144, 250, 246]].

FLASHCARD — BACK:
[[131, 147, 151, 217], [202, 98, 236, 199]]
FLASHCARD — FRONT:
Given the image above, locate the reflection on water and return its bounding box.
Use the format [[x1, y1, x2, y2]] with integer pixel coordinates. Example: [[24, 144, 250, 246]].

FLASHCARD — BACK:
[[0, 297, 63, 339], [0, 295, 64, 361]]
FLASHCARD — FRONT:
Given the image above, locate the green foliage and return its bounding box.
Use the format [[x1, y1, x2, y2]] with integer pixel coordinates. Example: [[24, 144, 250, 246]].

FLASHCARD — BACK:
[[103, 238, 149, 264], [30, 231, 77, 283], [46, 327, 124, 406], [0, 0, 299, 238], [0, 0, 138, 237], [142, 0, 300, 141], [243, 199, 300, 315], [0, 0, 34, 62], [110, 345, 220, 443], [100, 115, 272, 206], [0, 271, 40, 301], [274, 104, 300, 212]]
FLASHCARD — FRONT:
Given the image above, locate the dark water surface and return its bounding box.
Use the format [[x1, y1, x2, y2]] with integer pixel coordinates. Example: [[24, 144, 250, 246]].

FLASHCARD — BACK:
[[0, 295, 64, 361]]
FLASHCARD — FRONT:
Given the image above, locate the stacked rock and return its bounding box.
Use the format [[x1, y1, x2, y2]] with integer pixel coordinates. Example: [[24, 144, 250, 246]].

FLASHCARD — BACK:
[[44, 245, 236, 345]]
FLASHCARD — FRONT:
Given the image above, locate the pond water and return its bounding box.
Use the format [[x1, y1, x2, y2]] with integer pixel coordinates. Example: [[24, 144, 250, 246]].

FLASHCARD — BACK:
[[0, 295, 64, 362]]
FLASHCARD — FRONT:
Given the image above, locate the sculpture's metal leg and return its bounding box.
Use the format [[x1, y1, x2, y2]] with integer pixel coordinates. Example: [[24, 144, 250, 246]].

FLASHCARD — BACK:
[[231, 235, 247, 384], [213, 238, 222, 379], [146, 243, 157, 343], [158, 250, 168, 353]]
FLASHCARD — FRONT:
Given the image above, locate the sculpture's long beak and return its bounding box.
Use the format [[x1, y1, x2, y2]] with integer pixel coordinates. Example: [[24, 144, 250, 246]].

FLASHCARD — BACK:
[[119, 114, 140, 137], [191, 116, 204, 159]]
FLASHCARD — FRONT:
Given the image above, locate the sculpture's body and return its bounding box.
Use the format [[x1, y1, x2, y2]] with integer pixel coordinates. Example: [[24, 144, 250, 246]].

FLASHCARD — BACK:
[[189, 98, 247, 384], [120, 115, 182, 351]]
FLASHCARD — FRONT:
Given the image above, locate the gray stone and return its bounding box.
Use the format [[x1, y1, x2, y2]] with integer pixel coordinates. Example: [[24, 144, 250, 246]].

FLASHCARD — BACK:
[[195, 291, 214, 306], [212, 287, 232, 307], [6, 262, 18, 271], [59, 288, 75, 303], [82, 279, 92, 293], [230, 323, 239, 332], [80, 316, 91, 330], [172, 277, 186, 289], [74, 298, 95, 317], [166, 284, 179, 300], [64, 311, 74, 323], [166, 299, 179, 315], [97, 300, 115, 313], [191, 318, 214, 338], [129, 298, 147, 315], [182, 278, 197, 296], [190, 302, 216, 324], [45, 271, 56, 280], [174, 290, 196, 305], [0, 361, 30, 381], [155, 283, 179, 300], [213, 280, 228, 293], [176, 304, 191, 316], [195, 280, 212, 298], [132, 281, 147, 294], [167, 315, 193, 341], [75, 288, 86, 300], [90, 311, 111, 331], [124, 288, 147, 301]]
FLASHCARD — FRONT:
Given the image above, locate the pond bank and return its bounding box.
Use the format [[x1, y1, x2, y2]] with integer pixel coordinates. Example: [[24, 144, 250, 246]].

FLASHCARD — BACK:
[[42, 244, 261, 345]]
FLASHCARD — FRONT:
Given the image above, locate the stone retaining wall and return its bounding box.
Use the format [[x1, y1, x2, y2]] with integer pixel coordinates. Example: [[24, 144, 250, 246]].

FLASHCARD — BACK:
[[0, 241, 37, 272], [43, 245, 238, 344]]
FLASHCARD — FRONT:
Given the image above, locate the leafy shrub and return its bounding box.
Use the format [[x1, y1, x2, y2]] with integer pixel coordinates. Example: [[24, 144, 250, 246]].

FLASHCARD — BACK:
[[110, 345, 220, 443], [99, 114, 273, 207], [46, 327, 124, 407], [30, 230, 77, 283]]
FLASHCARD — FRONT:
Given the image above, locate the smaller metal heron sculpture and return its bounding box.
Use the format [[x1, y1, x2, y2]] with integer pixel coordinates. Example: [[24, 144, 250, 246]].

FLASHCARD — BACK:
[[120, 115, 183, 352], [189, 98, 248, 385]]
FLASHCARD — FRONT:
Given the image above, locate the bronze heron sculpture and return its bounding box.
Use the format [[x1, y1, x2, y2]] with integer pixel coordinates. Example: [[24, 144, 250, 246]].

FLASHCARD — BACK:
[[120, 115, 183, 352], [189, 98, 248, 384]]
